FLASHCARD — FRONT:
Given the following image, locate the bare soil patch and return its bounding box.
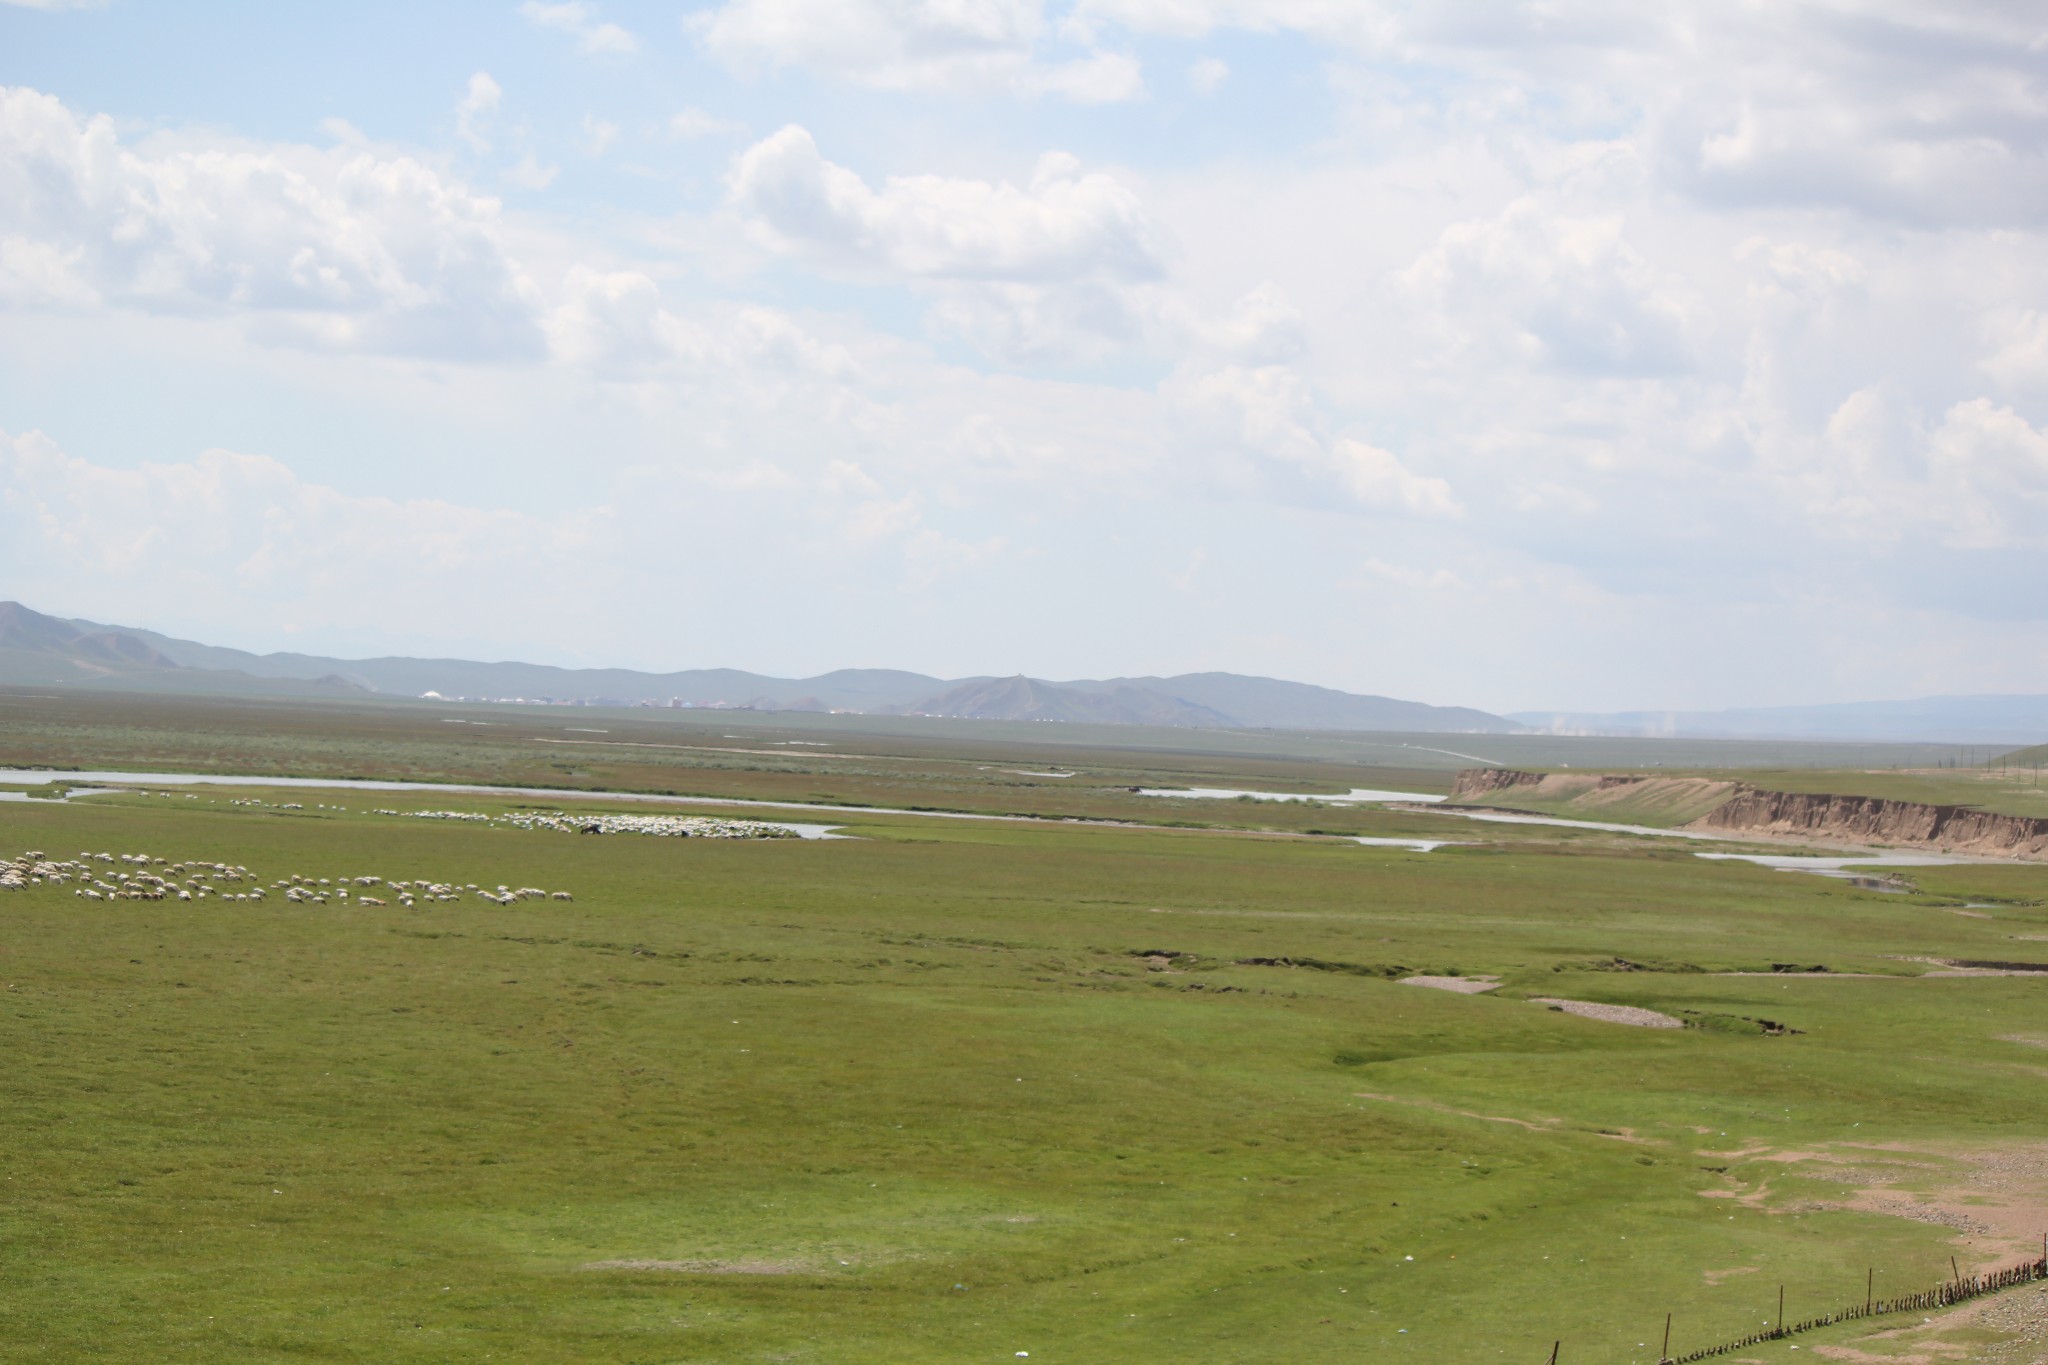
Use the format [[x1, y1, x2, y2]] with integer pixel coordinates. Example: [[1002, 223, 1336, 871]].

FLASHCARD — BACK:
[[1400, 974, 1500, 994], [1530, 996, 1684, 1028], [1708, 1142, 2048, 1270], [580, 1258, 814, 1275], [1814, 1282, 2048, 1363]]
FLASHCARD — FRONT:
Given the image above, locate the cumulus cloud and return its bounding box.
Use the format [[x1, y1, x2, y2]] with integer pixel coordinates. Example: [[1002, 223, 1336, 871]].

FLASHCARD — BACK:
[[545, 265, 704, 375], [456, 71, 502, 150], [0, 85, 546, 359], [1399, 197, 1699, 377], [1077, 2, 2048, 227], [1983, 311, 2048, 395], [691, 0, 1142, 102], [1165, 363, 1461, 516], [1186, 56, 1229, 95], [9, 6, 2048, 700], [730, 127, 1163, 282], [1925, 400, 2048, 549], [581, 114, 620, 156], [520, 1, 639, 55]]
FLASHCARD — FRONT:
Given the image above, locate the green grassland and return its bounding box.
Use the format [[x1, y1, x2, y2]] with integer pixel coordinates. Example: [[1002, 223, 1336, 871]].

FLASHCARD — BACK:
[[4, 775, 2048, 1363]]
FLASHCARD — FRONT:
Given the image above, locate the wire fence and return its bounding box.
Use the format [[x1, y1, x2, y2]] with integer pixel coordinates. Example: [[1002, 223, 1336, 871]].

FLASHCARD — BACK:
[[1539, 1249, 2048, 1363]]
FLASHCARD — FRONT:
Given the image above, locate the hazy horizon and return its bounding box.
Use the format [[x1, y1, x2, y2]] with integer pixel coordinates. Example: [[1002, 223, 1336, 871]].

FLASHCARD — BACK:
[[4, 3, 2045, 714]]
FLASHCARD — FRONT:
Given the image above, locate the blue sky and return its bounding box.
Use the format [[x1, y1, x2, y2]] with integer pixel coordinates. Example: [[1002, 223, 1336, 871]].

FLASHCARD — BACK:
[[3, 1, 2046, 711]]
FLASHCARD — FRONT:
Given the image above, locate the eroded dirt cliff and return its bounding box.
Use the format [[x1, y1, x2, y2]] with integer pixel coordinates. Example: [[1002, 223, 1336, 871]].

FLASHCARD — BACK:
[[1448, 769, 1737, 824], [1449, 767, 2048, 859], [1689, 786, 2048, 858]]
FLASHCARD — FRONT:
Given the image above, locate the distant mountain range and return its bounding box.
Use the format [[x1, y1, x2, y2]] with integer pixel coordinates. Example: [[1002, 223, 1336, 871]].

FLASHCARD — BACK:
[[0, 601, 1514, 733], [1511, 698, 2048, 747], [10, 601, 2043, 745]]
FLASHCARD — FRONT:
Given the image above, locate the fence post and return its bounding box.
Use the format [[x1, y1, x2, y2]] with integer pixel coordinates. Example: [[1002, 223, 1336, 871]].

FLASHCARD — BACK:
[[1662, 1311, 1671, 1362]]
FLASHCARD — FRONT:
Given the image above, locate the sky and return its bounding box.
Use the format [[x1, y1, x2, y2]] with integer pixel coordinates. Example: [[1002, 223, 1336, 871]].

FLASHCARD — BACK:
[[1, 1, 2045, 713]]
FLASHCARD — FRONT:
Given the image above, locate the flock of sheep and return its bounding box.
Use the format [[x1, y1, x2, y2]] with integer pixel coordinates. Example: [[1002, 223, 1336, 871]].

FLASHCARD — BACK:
[[0, 849, 573, 907], [402, 809, 798, 839], [278, 874, 571, 907], [0, 802, 800, 906], [1, 850, 261, 901]]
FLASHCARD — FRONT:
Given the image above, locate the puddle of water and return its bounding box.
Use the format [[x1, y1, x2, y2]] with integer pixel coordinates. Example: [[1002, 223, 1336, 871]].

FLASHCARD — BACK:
[[0, 770, 1030, 827], [754, 822, 846, 841], [1354, 836, 1463, 852], [1692, 850, 1969, 885], [1437, 809, 1731, 839], [1694, 852, 1963, 871], [1136, 787, 1445, 804], [0, 785, 143, 804]]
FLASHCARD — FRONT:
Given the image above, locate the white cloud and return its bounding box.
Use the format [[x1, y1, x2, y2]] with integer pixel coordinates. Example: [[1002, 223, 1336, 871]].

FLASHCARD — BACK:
[[504, 153, 560, 190], [1014, 51, 1144, 103], [456, 71, 502, 151], [545, 265, 703, 375], [725, 128, 1207, 361], [0, 85, 547, 359], [690, 0, 1142, 102], [730, 128, 1162, 283], [581, 114, 620, 156], [904, 527, 1006, 585], [921, 278, 1146, 363], [1186, 56, 1228, 95], [1165, 363, 1462, 516], [10, 8, 2048, 704], [1078, 2, 2048, 227], [1176, 283, 1306, 366], [1399, 196, 1699, 377], [1983, 311, 2048, 395], [1355, 557, 1467, 592], [1330, 438, 1462, 517], [669, 106, 744, 139], [1923, 400, 2048, 550], [0, 234, 95, 307], [520, 2, 640, 55]]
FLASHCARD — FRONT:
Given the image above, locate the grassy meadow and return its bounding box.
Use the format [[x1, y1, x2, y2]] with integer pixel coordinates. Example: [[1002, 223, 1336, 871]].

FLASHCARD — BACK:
[[4, 762, 2048, 1363]]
